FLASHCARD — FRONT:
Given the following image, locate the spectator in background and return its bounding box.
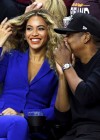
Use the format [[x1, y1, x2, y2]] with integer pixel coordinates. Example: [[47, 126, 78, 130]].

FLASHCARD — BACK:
[[16, 0, 31, 4], [63, 0, 74, 16], [0, 0, 43, 23], [0, 9, 61, 140], [54, 13, 100, 140], [0, 0, 67, 27], [70, 0, 100, 20], [0, 0, 32, 22]]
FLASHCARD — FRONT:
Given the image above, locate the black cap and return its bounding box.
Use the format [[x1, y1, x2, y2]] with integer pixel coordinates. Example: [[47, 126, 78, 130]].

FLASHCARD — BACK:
[[54, 13, 100, 38]]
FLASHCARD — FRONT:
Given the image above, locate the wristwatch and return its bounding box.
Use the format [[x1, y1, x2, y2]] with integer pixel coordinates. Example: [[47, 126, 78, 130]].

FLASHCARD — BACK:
[[62, 63, 72, 71]]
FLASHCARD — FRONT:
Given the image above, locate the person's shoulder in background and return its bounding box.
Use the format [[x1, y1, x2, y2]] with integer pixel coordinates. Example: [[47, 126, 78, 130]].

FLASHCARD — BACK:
[[16, 0, 31, 5], [63, 0, 74, 16], [0, 0, 31, 22], [70, 0, 100, 20]]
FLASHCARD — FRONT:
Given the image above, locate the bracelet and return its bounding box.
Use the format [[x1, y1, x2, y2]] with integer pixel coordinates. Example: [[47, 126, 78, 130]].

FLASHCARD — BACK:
[[62, 63, 72, 71]]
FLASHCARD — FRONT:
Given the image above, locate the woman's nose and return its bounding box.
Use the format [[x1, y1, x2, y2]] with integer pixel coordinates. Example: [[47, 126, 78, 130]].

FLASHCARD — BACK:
[[31, 29, 39, 36]]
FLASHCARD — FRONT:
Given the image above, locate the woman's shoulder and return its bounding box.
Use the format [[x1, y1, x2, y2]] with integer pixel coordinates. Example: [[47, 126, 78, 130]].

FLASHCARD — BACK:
[[7, 49, 26, 57]]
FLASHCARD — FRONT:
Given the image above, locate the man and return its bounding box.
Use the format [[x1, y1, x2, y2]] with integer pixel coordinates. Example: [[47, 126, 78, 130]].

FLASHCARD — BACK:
[[54, 13, 100, 140]]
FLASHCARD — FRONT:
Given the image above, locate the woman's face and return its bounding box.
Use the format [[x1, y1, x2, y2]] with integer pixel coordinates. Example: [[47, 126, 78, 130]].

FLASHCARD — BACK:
[[25, 15, 48, 51]]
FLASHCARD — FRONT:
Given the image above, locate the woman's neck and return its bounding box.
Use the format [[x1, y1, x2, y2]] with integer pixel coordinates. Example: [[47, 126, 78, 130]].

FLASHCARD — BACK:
[[29, 48, 46, 63]]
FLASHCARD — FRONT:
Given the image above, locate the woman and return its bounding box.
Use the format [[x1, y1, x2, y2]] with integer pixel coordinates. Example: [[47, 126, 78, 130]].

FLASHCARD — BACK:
[[0, 9, 62, 140], [54, 13, 100, 140]]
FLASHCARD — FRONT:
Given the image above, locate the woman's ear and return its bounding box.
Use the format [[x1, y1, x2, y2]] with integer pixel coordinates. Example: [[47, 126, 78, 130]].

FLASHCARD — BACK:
[[84, 32, 91, 44]]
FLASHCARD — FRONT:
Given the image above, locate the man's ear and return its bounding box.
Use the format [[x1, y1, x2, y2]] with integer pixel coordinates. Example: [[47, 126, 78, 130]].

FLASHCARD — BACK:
[[84, 32, 91, 44]]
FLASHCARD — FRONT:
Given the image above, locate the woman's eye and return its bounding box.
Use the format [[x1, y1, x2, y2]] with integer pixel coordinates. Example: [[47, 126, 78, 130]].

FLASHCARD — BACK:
[[38, 27, 45, 30], [26, 27, 32, 30], [26, 26, 46, 31]]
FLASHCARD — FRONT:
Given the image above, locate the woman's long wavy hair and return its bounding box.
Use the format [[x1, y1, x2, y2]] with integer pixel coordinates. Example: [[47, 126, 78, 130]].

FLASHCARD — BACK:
[[3, 9, 63, 70], [43, 0, 67, 26]]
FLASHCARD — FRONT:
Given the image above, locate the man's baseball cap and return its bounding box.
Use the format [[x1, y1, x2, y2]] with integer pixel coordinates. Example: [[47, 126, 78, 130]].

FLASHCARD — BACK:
[[54, 13, 100, 38]]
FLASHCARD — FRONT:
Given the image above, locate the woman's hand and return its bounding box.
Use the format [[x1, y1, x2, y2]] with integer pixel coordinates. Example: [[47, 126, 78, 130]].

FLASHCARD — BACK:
[[25, 2, 43, 13], [2, 108, 24, 117], [0, 18, 12, 47], [56, 62, 64, 76], [2, 108, 18, 115]]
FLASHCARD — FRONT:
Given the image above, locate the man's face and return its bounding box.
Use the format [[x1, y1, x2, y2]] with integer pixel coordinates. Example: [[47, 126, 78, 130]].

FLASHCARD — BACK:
[[64, 32, 85, 55]]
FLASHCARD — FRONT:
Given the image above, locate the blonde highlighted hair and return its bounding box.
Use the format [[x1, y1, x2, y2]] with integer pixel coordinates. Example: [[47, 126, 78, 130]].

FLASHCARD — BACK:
[[3, 9, 63, 70], [43, 0, 67, 26]]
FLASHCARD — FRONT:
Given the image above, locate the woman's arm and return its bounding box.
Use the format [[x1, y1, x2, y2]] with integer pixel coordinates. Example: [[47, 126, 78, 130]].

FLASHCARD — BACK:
[[54, 62, 71, 125], [55, 62, 70, 112]]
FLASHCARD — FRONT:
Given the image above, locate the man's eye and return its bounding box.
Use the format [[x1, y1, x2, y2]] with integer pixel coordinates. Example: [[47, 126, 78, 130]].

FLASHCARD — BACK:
[[66, 33, 71, 37]]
